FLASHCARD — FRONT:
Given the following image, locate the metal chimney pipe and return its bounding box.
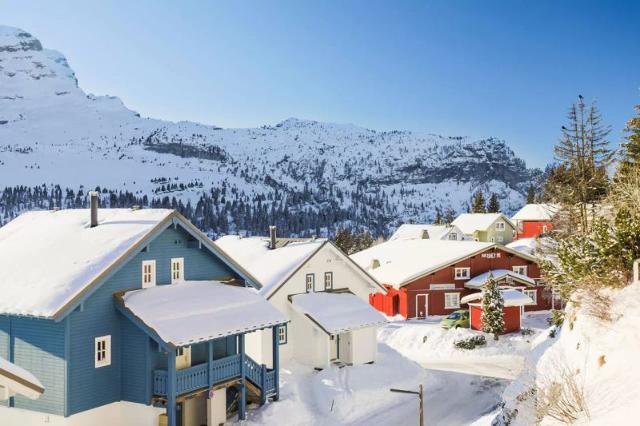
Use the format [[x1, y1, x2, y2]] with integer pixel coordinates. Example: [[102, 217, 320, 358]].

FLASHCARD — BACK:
[[89, 191, 99, 228], [269, 226, 277, 250]]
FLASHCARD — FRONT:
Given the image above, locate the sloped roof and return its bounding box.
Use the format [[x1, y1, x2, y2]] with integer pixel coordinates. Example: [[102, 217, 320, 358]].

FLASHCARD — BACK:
[[388, 224, 468, 241], [0, 357, 44, 400], [350, 239, 494, 288], [120, 281, 287, 348], [216, 235, 325, 297], [511, 204, 559, 221], [464, 270, 536, 289], [290, 292, 387, 334], [506, 238, 538, 256], [452, 213, 515, 234], [460, 289, 534, 307]]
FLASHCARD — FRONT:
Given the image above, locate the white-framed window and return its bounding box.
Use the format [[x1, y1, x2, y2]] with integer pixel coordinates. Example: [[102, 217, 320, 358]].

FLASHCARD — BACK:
[[523, 289, 537, 305], [454, 267, 471, 280], [444, 293, 460, 309], [496, 221, 506, 231], [305, 273, 315, 292], [142, 260, 156, 288], [497, 235, 504, 243], [542, 225, 548, 233], [171, 257, 184, 283], [448, 232, 458, 240], [324, 272, 333, 290], [513, 265, 528, 276], [95, 335, 111, 368], [278, 325, 287, 345]]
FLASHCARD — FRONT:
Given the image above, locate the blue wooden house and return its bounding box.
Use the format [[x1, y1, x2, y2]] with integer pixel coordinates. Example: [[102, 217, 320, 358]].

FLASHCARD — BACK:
[[0, 199, 286, 426]]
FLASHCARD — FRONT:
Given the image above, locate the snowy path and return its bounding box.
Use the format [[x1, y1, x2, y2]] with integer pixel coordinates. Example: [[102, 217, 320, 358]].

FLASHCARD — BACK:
[[421, 354, 524, 380]]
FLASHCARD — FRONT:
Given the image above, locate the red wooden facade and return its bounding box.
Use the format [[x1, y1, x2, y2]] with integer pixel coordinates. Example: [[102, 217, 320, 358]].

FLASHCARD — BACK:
[[369, 246, 551, 319], [469, 304, 522, 334], [516, 220, 553, 239]]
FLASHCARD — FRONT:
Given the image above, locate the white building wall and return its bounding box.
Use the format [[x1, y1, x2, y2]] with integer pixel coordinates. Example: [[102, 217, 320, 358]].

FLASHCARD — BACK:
[[349, 327, 377, 365]]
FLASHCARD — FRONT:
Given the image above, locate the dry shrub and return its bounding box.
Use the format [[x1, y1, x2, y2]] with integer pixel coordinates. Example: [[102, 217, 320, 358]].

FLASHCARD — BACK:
[[574, 277, 619, 323], [597, 355, 606, 367], [536, 365, 590, 424]]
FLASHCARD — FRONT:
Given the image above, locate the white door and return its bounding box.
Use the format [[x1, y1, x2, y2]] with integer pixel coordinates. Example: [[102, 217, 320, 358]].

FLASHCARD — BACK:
[[176, 346, 191, 370], [338, 332, 352, 364], [171, 257, 184, 284], [415, 294, 428, 318]]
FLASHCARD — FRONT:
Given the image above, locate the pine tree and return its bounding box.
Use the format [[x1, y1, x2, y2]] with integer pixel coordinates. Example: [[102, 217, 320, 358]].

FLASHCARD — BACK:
[[481, 274, 505, 340], [471, 191, 487, 213], [617, 103, 640, 180], [434, 208, 443, 225], [526, 185, 536, 204], [487, 193, 500, 213], [444, 208, 456, 225]]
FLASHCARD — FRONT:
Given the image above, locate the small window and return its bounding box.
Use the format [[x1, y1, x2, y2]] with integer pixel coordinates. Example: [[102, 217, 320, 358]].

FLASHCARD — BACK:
[[454, 267, 470, 280], [171, 257, 184, 283], [324, 272, 333, 290], [278, 325, 287, 345], [444, 293, 460, 309], [305, 273, 315, 292], [142, 260, 156, 288], [95, 335, 111, 368], [448, 232, 458, 241], [542, 225, 548, 233], [513, 265, 528, 276], [523, 289, 537, 305], [496, 221, 506, 231]]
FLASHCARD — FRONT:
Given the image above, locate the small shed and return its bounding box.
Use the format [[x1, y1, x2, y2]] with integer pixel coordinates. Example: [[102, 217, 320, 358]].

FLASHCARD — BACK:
[[461, 289, 534, 334]]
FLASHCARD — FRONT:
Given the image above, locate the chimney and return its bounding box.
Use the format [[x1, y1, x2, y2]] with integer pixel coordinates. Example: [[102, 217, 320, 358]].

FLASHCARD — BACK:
[[89, 191, 99, 228], [421, 229, 430, 239], [269, 226, 277, 250]]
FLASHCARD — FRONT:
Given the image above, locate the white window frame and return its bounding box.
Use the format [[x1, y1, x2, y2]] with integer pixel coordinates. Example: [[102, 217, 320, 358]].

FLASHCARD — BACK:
[[142, 260, 156, 288], [95, 335, 111, 368], [448, 232, 458, 241], [170, 257, 184, 284], [444, 293, 460, 309], [305, 273, 315, 292], [454, 267, 470, 280], [523, 289, 537, 305], [495, 221, 506, 231], [324, 272, 333, 290], [513, 265, 528, 276], [278, 325, 287, 345]]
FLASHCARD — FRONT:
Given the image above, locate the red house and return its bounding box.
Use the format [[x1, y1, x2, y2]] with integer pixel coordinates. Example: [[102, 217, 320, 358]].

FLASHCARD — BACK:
[[352, 239, 551, 319], [511, 204, 558, 239], [461, 288, 535, 333]]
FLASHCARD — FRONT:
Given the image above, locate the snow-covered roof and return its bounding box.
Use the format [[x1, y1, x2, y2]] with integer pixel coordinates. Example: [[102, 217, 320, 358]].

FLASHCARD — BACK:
[[506, 238, 538, 256], [464, 270, 536, 289], [0, 208, 174, 317], [511, 204, 559, 221], [121, 281, 287, 347], [460, 289, 534, 307], [0, 357, 44, 400], [388, 224, 468, 241], [290, 292, 387, 334], [215, 235, 325, 297], [350, 239, 494, 288], [452, 213, 515, 235]]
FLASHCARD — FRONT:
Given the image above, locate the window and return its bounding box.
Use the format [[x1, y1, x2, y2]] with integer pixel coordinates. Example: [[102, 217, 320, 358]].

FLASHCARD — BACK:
[[142, 260, 156, 288], [278, 325, 287, 345], [171, 257, 184, 283], [495, 221, 506, 231], [542, 225, 548, 233], [95, 335, 111, 368], [305, 273, 315, 292], [324, 272, 333, 290], [513, 265, 528, 276], [454, 267, 470, 280], [448, 232, 458, 241], [444, 293, 460, 309], [523, 289, 537, 305]]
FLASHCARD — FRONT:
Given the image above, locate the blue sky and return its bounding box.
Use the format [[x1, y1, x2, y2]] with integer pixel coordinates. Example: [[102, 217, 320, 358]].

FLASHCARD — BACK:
[[2, 0, 639, 167]]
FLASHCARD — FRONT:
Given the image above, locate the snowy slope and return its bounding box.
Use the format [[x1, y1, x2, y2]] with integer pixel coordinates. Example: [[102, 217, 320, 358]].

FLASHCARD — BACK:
[[0, 25, 542, 236]]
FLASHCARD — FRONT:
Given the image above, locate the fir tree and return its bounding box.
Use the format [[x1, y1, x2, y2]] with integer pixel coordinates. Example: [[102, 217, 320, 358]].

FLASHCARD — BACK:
[[481, 274, 505, 340], [434, 208, 443, 225], [526, 184, 536, 204], [486, 193, 500, 213], [444, 208, 456, 225], [334, 229, 354, 254], [471, 191, 487, 213], [617, 103, 640, 180]]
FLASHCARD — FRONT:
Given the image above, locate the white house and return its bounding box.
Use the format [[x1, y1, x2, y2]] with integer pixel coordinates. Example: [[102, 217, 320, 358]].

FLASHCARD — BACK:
[[388, 224, 471, 242], [452, 213, 517, 243], [215, 230, 388, 370]]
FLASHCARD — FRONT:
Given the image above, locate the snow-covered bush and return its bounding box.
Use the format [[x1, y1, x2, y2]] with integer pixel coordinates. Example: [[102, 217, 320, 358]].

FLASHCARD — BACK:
[[454, 335, 486, 350]]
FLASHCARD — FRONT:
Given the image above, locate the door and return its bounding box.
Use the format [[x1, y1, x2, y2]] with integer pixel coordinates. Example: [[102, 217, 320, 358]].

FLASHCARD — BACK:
[[338, 332, 352, 364], [330, 335, 338, 361], [176, 346, 191, 370], [415, 294, 428, 318]]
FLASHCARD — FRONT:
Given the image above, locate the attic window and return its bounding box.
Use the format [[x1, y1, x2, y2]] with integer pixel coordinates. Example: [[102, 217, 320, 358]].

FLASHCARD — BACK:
[[95, 335, 111, 368], [142, 260, 156, 288], [495, 221, 506, 231], [324, 272, 333, 290], [448, 232, 458, 240], [454, 267, 470, 280]]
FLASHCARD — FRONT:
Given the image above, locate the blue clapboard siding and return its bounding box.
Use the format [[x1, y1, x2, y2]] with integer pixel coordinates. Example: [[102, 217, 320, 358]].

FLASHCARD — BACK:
[[11, 317, 66, 416], [0, 316, 9, 408], [120, 318, 148, 404], [67, 224, 239, 415]]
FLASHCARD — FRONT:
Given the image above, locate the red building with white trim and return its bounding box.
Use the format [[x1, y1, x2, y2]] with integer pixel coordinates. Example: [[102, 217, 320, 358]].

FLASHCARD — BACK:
[[511, 204, 558, 239]]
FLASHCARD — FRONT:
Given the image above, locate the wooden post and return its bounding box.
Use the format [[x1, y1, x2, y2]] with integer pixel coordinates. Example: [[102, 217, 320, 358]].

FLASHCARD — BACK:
[[238, 334, 246, 420], [419, 384, 424, 426], [260, 364, 267, 405], [272, 325, 280, 400], [207, 341, 213, 388], [167, 349, 177, 426]]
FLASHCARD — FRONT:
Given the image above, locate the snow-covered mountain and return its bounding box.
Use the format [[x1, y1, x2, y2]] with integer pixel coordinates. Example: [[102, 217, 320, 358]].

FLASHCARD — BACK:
[[0, 25, 542, 236]]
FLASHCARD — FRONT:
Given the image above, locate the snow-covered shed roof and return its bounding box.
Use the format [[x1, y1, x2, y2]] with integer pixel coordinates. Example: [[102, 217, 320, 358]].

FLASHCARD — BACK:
[[506, 238, 538, 256], [452, 213, 515, 235], [350, 239, 495, 288], [290, 292, 387, 334], [464, 270, 536, 289], [215, 235, 325, 298], [511, 204, 559, 221], [460, 289, 534, 307], [0, 357, 44, 401], [0, 208, 261, 319], [388, 224, 468, 241], [119, 281, 287, 348]]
